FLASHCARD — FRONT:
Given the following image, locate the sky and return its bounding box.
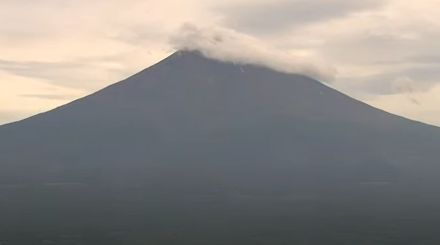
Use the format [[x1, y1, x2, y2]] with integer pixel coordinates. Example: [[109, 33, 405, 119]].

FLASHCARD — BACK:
[[1, 0, 440, 126]]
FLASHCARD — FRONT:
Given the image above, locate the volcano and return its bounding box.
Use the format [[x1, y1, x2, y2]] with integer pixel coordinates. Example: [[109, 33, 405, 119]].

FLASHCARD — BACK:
[[1, 51, 440, 244]]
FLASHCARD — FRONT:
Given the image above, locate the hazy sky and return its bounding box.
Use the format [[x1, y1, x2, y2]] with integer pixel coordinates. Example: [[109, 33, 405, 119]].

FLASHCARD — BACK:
[[1, 0, 440, 126]]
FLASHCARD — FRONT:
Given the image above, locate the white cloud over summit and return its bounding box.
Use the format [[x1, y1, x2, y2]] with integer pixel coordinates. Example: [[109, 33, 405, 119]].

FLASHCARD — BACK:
[[170, 23, 336, 82]]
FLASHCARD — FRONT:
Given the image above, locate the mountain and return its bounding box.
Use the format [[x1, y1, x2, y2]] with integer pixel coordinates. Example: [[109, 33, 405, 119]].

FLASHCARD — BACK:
[[1, 50, 440, 245]]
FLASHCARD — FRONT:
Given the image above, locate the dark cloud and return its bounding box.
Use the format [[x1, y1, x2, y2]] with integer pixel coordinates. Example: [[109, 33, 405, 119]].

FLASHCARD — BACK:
[[217, 0, 384, 34]]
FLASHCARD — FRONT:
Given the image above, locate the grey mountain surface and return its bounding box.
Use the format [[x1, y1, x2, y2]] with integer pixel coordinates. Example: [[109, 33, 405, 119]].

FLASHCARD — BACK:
[[0, 51, 440, 244]]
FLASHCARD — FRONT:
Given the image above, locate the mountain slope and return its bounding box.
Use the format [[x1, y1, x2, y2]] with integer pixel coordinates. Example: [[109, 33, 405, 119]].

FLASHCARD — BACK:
[[0, 51, 440, 244]]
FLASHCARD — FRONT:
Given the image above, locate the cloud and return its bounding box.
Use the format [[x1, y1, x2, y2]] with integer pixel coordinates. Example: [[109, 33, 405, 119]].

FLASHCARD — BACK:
[[0, 54, 148, 90], [20, 94, 76, 100], [0, 71, 86, 125], [0, 111, 29, 126], [367, 84, 440, 126], [217, 0, 383, 34], [170, 23, 336, 82], [336, 67, 440, 97], [0, 59, 105, 90]]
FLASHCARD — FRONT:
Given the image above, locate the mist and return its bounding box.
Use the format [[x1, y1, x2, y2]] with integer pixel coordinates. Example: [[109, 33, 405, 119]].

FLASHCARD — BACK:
[[170, 23, 336, 82]]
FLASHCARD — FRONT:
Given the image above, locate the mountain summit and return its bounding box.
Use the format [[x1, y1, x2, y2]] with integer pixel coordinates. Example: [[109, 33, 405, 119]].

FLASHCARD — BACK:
[[1, 51, 440, 244]]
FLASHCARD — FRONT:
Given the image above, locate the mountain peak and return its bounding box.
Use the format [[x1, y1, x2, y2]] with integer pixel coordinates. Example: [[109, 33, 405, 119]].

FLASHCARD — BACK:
[[1, 45, 440, 244], [2, 49, 429, 133], [170, 23, 336, 82]]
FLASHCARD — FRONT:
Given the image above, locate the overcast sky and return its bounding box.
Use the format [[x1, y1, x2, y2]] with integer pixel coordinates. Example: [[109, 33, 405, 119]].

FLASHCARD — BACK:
[[1, 0, 440, 126]]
